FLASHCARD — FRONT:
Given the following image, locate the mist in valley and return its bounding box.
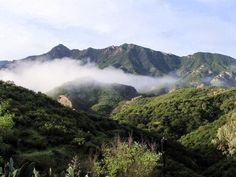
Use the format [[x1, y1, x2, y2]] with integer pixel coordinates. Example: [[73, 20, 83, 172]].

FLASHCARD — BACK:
[[0, 58, 178, 93]]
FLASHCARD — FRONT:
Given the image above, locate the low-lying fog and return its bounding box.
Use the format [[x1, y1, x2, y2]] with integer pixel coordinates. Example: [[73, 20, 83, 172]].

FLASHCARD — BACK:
[[0, 58, 178, 93]]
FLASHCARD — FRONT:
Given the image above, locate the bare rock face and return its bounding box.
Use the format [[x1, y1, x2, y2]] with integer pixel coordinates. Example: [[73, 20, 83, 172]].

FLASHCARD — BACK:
[[57, 95, 73, 108], [211, 72, 236, 87], [196, 83, 205, 90]]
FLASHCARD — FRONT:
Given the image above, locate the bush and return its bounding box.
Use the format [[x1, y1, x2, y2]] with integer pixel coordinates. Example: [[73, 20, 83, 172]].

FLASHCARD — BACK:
[[90, 137, 160, 177], [0, 101, 14, 135]]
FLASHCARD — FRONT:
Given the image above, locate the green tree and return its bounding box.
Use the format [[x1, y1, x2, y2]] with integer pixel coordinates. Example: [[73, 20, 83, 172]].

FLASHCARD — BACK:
[[0, 101, 14, 135]]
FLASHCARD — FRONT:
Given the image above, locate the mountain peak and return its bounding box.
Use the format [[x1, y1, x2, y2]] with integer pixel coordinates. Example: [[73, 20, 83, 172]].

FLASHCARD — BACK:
[[48, 44, 71, 58], [120, 43, 137, 49], [52, 44, 69, 50]]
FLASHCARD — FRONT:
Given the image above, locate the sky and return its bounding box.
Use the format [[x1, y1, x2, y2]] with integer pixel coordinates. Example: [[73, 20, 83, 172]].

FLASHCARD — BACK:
[[0, 0, 235, 60]]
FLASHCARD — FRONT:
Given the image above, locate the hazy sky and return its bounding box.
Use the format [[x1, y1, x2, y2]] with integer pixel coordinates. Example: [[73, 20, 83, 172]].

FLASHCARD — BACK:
[[0, 0, 235, 60]]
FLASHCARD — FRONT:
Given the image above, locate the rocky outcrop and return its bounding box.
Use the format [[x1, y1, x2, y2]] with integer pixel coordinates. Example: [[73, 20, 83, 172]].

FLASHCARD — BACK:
[[57, 95, 73, 108], [211, 72, 236, 87]]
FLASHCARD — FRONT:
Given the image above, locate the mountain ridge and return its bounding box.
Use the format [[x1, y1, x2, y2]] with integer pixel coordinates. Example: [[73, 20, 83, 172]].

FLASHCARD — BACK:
[[1, 43, 236, 87]]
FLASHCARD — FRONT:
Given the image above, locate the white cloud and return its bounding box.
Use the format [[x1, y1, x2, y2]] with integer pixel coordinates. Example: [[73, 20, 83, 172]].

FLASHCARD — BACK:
[[0, 18, 60, 60], [0, 58, 177, 93], [0, 0, 235, 59]]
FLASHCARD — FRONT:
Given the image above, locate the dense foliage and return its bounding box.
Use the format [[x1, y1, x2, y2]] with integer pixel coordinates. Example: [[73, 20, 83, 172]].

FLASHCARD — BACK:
[[91, 138, 160, 177], [110, 87, 236, 176], [0, 138, 160, 177], [0, 81, 203, 176], [112, 87, 236, 139], [0, 101, 14, 135], [0, 80, 140, 171]]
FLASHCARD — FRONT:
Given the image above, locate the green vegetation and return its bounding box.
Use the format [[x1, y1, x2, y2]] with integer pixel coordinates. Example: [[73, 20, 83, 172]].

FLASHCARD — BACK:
[[0, 158, 35, 177], [0, 137, 161, 177], [0, 101, 14, 135], [90, 137, 160, 177], [212, 111, 236, 156], [71, 44, 236, 80], [1, 79, 236, 176], [110, 87, 236, 176], [48, 80, 138, 115], [112, 87, 236, 139], [0, 80, 204, 176], [180, 52, 236, 82], [1, 44, 236, 176]]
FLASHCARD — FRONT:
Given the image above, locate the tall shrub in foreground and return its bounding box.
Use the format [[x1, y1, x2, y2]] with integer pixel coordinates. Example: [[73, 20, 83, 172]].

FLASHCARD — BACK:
[[91, 137, 160, 177]]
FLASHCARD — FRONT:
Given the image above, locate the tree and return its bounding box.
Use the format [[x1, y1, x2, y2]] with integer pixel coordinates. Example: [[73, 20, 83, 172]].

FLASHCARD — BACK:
[[0, 101, 14, 135]]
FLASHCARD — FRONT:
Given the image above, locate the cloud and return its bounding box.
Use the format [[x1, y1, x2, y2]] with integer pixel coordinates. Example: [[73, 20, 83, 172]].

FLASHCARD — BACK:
[[0, 18, 60, 60], [0, 0, 235, 59], [0, 58, 177, 93]]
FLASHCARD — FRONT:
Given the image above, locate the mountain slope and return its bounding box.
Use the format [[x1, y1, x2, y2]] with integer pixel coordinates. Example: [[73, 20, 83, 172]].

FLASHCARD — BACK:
[[111, 87, 236, 139], [0, 80, 205, 176], [179, 52, 236, 84], [179, 109, 236, 177], [47, 79, 139, 115], [0, 60, 10, 68], [110, 87, 236, 176], [70, 44, 181, 76], [0, 80, 140, 170]]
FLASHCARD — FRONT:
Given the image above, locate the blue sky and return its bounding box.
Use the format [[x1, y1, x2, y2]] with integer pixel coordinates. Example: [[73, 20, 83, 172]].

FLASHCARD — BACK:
[[0, 0, 235, 60]]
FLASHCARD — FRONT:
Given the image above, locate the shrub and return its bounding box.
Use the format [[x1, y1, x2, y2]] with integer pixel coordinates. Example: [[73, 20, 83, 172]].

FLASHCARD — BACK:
[[90, 137, 160, 177], [0, 101, 14, 135]]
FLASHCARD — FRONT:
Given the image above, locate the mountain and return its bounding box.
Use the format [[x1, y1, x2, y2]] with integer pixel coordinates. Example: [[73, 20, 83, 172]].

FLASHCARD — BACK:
[[47, 79, 139, 115], [70, 44, 181, 76], [1, 44, 236, 87], [179, 52, 236, 85], [0, 60, 10, 68]]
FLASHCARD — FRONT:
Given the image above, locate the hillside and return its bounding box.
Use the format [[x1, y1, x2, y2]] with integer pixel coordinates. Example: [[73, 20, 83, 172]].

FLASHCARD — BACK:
[[47, 79, 138, 115], [0, 80, 206, 176], [180, 52, 236, 86], [0, 80, 141, 170], [179, 109, 236, 177], [110, 87, 236, 176], [111, 87, 236, 138]]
